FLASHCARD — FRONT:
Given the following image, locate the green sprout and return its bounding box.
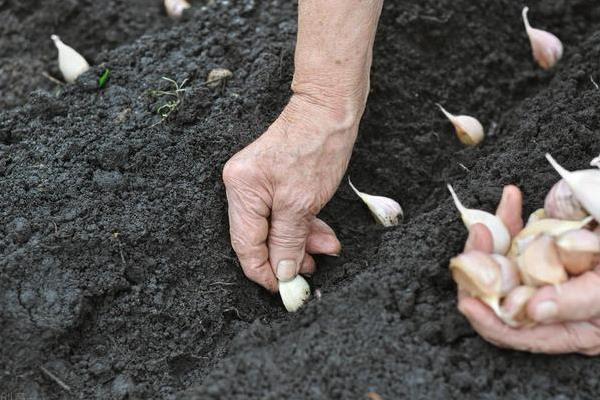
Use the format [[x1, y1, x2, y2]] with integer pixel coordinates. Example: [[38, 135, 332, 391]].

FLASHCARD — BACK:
[[149, 77, 189, 126], [98, 69, 111, 89]]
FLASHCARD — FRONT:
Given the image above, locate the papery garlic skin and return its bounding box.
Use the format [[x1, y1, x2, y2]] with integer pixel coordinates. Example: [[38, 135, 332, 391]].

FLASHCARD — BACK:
[[556, 229, 600, 275], [447, 184, 511, 254], [449, 251, 502, 315], [522, 7, 563, 70], [165, 0, 190, 18], [349, 179, 403, 227], [51, 35, 90, 83], [501, 286, 537, 327], [437, 104, 484, 146], [546, 153, 600, 222], [491, 254, 521, 297], [517, 235, 568, 287], [544, 179, 588, 220], [279, 275, 311, 312]]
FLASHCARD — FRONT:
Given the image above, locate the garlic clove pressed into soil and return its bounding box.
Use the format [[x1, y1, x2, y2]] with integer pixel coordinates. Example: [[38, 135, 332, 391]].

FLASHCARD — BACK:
[[51, 35, 90, 83], [279, 275, 311, 312], [437, 104, 484, 146], [522, 7, 563, 70], [349, 179, 403, 227], [164, 0, 190, 18]]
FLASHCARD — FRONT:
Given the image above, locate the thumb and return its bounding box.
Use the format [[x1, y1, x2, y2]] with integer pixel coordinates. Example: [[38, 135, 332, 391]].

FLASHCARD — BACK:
[[527, 269, 600, 323], [268, 210, 312, 282]]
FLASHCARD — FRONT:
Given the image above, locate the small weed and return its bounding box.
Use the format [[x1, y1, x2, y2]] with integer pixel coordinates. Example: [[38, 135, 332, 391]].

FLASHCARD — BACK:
[[149, 77, 189, 126]]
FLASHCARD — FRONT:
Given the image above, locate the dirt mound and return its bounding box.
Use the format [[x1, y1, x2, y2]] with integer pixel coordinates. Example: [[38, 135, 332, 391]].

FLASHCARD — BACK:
[[1, 0, 600, 399]]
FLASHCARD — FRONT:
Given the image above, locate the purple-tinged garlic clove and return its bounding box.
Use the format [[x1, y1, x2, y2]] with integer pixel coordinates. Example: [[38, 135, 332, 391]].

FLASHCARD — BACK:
[[544, 179, 588, 221], [349, 179, 403, 227], [436, 104, 484, 146], [522, 7, 563, 70]]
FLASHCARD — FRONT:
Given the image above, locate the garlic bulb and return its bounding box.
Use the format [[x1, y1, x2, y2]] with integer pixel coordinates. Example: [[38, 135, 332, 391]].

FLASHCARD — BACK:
[[349, 179, 403, 227], [437, 104, 484, 146], [544, 179, 588, 220], [449, 251, 502, 316], [50, 35, 90, 83], [508, 216, 593, 258], [491, 254, 521, 297], [501, 286, 536, 327], [522, 7, 563, 70], [546, 153, 600, 222], [447, 184, 511, 254], [165, 0, 190, 18], [556, 229, 600, 275], [279, 275, 311, 312], [526, 208, 547, 227], [517, 235, 568, 287]]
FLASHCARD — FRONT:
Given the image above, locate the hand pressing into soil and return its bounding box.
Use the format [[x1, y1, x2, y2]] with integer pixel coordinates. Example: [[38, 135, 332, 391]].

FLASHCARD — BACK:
[[458, 186, 600, 355]]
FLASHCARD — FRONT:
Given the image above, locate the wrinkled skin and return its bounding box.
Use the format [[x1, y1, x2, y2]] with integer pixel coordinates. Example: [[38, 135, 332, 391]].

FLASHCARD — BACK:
[[459, 186, 600, 355]]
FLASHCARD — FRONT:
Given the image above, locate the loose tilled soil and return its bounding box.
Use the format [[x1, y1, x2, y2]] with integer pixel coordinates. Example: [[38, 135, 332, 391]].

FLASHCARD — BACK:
[[1, 0, 600, 399]]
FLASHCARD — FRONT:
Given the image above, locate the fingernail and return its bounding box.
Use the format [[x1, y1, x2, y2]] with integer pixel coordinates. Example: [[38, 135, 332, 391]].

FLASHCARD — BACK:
[[277, 260, 297, 282], [325, 252, 340, 257], [533, 300, 558, 322]]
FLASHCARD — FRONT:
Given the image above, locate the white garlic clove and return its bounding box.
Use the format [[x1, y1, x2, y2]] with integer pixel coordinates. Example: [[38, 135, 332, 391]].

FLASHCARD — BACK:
[[508, 216, 594, 258], [491, 254, 521, 297], [544, 179, 588, 220], [500, 286, 537, 327], [556, 229, 600, 275], [279, 275, 311, 312], [164, 0, 190, 18], [349, 179, 403, 227], [206, 68, 233, 88], [449, 251, 502, 316], [522, 7, 563, 70], [546, 153, 600, 222], [526, 208, 547, 227], [50, 35, 90, 83], [591, 155, 600, 169], [437, 104, 484, 146], [517, 235, 568, 287], [447, 184, 511, 254]]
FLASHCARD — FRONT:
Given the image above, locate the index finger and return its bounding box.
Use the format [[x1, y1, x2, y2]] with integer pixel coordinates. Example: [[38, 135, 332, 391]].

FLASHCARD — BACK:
[[495, 185, 524, 237]]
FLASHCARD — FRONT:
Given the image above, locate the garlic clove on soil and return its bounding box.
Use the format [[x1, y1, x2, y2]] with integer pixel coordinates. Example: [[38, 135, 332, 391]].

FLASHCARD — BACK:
[[449, 251, 502, 315], [279, 275, 311, 312], [206, 68, 233, 88], [517, 235, 568, 287], [546, 153, 600, 222], [544, 179, 589, 220], [500, 285, 537, 327], [436, 104, 484, 146], [51, 35, 90, 83], [555, 229, 600, 275], [447, 184, 511, 255], [591, 155, 600, 169], [522, 7, 563, 70], [349, 179, 403, 227], [164, 0, 190, 18], [526, 208, 547, 227], [491, 254, 521, 296], [508, 216, 594, 258]]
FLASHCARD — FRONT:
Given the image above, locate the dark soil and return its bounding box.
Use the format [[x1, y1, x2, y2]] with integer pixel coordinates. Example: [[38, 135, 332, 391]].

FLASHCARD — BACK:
[[1, 0, 600, 399]]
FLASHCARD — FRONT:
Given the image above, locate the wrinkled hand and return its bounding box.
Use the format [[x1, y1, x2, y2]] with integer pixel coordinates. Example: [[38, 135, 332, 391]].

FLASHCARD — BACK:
[[458, 186, 600, 355], [223, 94, 361, 292]]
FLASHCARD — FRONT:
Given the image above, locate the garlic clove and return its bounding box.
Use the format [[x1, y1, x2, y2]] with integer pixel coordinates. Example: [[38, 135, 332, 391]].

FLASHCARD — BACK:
[[591, 155, 600, 169], [164, 0, 190, 18], [526, 208, 547, 227], [349, 179, 403, 227], [508, 216, 594, 258], [279, 275, 311, 312], [50, 35, 90, 83], [449, 251, 502, 315], [517, 235, 568, 287], [206, 68, 233, 88], [546, 153, 600, 222], [556, 229, 600, 275], [491, 254, 521, 297], [522, 7, 563, 70], [500, 286, 537, 327], [447, 184, 511, 254], [436, 104, 484, 146], [544, 179, 589, 220]]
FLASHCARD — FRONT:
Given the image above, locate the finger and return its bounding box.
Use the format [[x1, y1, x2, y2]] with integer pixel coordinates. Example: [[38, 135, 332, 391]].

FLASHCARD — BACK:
[[464, 223, 494, 253], [224, 183, 278, 292], [458, 296, 596, 354], [495, 185, 524, 237], [527, 270, 600, 323], [300, 253, 316, 276], [306, 218, 342, 256], [268, 207, 312, 283]]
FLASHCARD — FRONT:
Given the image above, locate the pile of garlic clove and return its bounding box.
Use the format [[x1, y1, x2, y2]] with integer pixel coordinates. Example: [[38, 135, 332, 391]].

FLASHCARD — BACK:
[[449, 153, 600, 327]]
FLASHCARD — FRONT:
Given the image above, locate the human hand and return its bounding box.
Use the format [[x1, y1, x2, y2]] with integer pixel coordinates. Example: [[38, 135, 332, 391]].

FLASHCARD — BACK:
[[222, 94, 362, 292], [458, 186, 600, 355]]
